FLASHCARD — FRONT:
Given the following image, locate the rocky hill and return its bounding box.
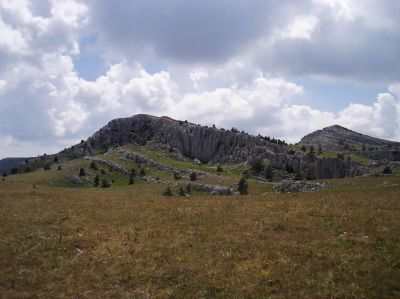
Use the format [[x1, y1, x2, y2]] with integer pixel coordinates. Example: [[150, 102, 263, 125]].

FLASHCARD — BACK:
[[12, 115, 367, 180], [83, 114, 364, 179], [298, 125, 400, 153]]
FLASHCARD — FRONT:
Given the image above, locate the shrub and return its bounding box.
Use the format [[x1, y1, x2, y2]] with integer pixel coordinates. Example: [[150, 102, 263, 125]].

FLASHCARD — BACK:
[[318, 146, 323, 155], [264, 165, 273, 181], [100, 169, 106, 175], [2, 173, 7, 177], [217, 164, 223, 172], [238, 177, 249, 195], [249, 157, 264, 173], [140, 168, 146, 176], [383, 166, 392, 174], [54, 155, 59, 163], [337, 153, 344, 160], [44, 164, 51, 171], [79, 168, 86, 177], [173, 171, 181, 180], [94, 175, 100, 187], [242, 170, 250, 179], [179, 187, 186, 196], [301, 145, 307, 152], [190, 171, 197, 181], [129, 174, 135, 185], [163, 186, 173, 196], [186, 183, 192, 194], [101, 179, 111, 188], [90, 161, 98, 170], [57, 165, 62, 171]]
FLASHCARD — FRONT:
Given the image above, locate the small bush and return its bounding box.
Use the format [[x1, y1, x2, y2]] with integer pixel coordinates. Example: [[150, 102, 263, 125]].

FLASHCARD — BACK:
[[217, 164, 223, 172], [140, 168, 146, 176], [94, 175, 100, 187], [163, 186, 173, 196], [264, 165, 273, 181], [54, 156, 59, 163], [90, 161, 98, 170], [238, 177, 249, 195], [44, 164, 51, 171], [179, 186, 186, 196], [383, 166, 392, 174], [129, 174, 135, 185], [337, 153, 344, 160], [100, 169, 106, 175], [190, 171, 197, 181], [101, 179, 111, 188], [57, 165, 62, 171], [79, 168, 86, 177], [186, 183, 192, 194], [173, 171, 181, 180]]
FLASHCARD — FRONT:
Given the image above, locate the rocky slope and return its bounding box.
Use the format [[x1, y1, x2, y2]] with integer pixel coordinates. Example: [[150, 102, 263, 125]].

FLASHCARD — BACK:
[[84, 114, 364, 179], [298, 125, 400, 152]]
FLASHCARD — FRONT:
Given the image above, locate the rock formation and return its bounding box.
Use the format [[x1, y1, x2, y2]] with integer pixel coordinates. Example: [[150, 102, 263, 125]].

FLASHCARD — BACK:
[[85, 114, 365, 179]]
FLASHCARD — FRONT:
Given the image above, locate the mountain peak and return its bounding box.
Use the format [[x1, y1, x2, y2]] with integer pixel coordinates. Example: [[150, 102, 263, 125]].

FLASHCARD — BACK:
[[298, 125, 400, 152]]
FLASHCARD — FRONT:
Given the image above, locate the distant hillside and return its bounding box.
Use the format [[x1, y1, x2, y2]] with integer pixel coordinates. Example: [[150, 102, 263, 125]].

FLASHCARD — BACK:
[[298, 125, 400, 152], [0, 158, 29, 174], [12, 115, 365, 180]]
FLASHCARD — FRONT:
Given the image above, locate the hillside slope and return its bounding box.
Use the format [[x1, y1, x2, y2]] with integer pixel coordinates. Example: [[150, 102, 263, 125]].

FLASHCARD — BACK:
[[298, 125, 400, 152], [0, 157, 30, 174], [13, 115, 365, 180]]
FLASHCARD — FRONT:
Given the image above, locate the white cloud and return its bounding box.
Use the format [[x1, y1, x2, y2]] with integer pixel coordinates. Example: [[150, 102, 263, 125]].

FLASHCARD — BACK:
[[282, 15, 319, 40], [337, 93, 400, 140], [1, 0, 400, 158]]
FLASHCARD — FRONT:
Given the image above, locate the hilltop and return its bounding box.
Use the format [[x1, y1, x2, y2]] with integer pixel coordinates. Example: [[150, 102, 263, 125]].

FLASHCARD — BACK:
[[298, 125, 400, 152]]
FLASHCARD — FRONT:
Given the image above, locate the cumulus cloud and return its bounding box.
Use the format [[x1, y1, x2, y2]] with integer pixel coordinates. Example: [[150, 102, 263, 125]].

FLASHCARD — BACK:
[[337, 93, 400, 140], [1, 0, 400, 158]]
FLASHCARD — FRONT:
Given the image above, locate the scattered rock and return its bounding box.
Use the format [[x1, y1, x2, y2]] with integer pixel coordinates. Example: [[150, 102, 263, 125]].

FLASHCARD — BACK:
[[272, 180, 330, 193], [192, 183, 236, 195]]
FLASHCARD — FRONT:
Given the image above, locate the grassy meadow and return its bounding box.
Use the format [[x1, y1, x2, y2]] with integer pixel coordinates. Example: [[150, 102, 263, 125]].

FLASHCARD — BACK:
[[1, 172, 400, 298]]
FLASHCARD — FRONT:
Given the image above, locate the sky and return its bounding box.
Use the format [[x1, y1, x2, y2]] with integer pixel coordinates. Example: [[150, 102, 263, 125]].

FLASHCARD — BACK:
[[1, 0, 400, 158]]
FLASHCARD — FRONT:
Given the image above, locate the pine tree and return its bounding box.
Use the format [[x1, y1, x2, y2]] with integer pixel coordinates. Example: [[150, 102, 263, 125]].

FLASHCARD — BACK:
[[190, 171, 197, 181], [79, 168, 86, 177], [94, 175, 100, 187], [238, 177, 249, 195]]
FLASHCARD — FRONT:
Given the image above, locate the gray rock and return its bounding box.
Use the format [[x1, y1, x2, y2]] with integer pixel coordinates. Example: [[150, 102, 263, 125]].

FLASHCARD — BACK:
[[85, 114, 365, 179], [272, 180, 330, 193], [192, 183, 234, 195]]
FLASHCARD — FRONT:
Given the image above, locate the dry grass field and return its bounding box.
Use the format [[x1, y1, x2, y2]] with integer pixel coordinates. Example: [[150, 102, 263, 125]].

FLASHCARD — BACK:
[[1, 175, 400, 298]]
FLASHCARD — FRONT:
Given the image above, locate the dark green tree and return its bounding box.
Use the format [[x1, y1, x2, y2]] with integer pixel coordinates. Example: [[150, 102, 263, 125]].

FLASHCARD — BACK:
[[186, 183, 192, 194], [79, 168, 86, 177], [238, 177, 249, 195], [383, 166, 392, 174], [90, 161, 98, 170], [264, 165, 273, 181], [190, 171, 197, 181], [94, 175, 100, 187], [129, 174, 135, 185]]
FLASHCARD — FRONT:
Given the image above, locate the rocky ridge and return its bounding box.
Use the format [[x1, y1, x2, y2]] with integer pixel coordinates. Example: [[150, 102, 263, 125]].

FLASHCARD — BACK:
[[86, 114, 364, 179]]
